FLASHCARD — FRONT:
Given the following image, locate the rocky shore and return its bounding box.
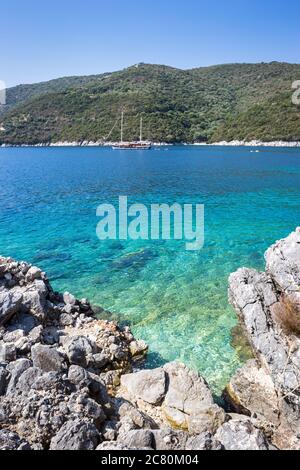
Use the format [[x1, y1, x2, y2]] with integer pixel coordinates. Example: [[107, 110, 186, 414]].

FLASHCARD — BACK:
[[0, 142, 171, 148], [1, 141, 300, 148], [1, 228, 300, 450], [207, 140, 300, 147]]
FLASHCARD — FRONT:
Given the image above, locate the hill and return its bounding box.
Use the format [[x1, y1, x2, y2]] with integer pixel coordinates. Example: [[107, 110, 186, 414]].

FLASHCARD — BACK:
[[0, 62, 300, 144]]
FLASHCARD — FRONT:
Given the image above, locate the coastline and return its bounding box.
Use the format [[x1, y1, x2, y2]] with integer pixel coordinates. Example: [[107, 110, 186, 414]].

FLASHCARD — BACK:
[[1, 229, 300, 450], [194, 140, 300, 148], [1, 140, 300, 148]]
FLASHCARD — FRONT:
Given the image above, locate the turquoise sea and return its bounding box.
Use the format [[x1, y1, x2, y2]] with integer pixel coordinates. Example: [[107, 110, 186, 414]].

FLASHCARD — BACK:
[[1, 145, 300, 393]]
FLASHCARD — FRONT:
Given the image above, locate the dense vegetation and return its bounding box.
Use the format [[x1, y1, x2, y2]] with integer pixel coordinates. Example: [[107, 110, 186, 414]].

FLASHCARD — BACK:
[[1, 62, 300, 144]]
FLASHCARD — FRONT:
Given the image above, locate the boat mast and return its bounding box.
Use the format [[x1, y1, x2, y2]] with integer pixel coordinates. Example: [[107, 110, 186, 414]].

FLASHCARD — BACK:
[[121, 111, 124, 143], [140, 116, 143, 142]]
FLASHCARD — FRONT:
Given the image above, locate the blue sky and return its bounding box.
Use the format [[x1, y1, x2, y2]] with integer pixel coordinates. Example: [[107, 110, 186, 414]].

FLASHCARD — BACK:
[[1, 0, 300, 87]]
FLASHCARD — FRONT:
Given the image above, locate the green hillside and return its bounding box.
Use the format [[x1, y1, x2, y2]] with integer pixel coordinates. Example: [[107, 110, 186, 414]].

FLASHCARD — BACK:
[[211, 92, 300, 142], [1, 62, 300, 144]]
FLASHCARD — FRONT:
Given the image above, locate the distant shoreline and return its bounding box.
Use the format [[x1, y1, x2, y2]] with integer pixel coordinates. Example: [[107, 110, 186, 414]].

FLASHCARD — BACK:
[[1, 140, 300, 148], [194, 140, 300, 148]]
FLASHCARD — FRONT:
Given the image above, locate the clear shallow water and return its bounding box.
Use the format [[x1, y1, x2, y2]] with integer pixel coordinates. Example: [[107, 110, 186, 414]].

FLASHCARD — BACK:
[[0, 146, 300, 394]]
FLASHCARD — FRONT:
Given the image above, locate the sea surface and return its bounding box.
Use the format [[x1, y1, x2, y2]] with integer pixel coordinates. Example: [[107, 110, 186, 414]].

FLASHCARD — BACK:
[[1, 145, 300, 394]]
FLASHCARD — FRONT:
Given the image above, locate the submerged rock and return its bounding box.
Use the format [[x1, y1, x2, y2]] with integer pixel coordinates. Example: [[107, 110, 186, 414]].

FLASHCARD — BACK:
[[230, 323, 253, 363]]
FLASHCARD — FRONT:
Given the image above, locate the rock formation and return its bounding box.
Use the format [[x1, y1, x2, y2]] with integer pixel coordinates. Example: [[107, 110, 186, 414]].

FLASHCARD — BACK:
[[228, 227, 300, 449], [1, 229, 300, 450]]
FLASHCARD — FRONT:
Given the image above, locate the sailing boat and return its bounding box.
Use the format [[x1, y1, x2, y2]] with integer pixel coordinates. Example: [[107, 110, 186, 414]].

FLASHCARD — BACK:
[[112, 112, 152, 150]]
